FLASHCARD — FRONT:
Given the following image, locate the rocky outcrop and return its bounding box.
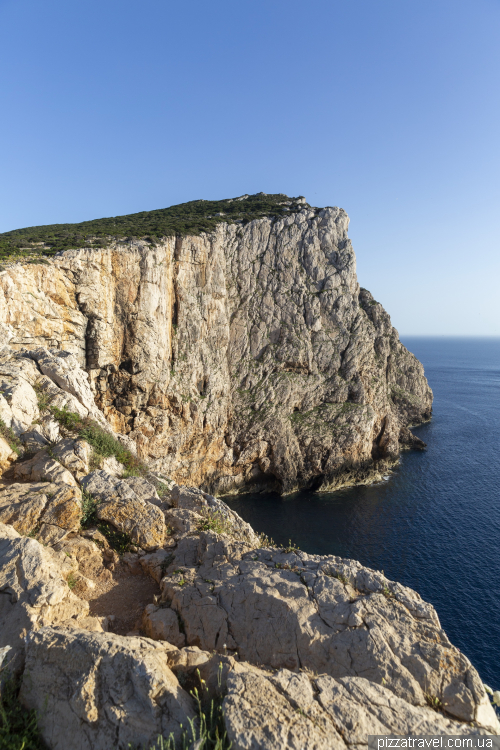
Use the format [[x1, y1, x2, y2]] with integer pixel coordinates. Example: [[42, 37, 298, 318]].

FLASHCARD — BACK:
[[20, 627, 196, 750], [0, 196, 432, 494], [0, 524, 103, 676], [0, 340, 496, 748]]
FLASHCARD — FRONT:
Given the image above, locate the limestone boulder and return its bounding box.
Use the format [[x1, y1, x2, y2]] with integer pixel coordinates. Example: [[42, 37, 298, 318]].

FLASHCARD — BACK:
[[51, 437, 91, 480], [160, 537, 499, 730], [0, 524, 90, 673], [20, 627, 196, 750], [20, 426, 50, 453], [142, 604, 186, 647], [0, 376, 39, 435], [0, 435, 17, 473], [124, 475, 160, 504], [80, 470, 166, 551], [0, 482, 82, 542], [29, 348, 107, 425], [100, 454, 124, 477], [170, 484, 259, 546], [140, 548, 176, 583], [13, 448, 78, 487]]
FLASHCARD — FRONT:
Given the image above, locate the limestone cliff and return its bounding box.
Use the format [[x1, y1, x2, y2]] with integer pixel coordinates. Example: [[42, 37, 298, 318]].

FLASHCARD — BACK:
[[0, 196, 432, 493]]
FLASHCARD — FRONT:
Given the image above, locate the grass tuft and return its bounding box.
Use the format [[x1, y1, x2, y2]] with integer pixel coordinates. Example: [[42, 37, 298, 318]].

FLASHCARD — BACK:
[[0, 419, 23, 456], [80, 490, 98, 529], [0, 676, 47, 749], [197, 510, 233, 536]]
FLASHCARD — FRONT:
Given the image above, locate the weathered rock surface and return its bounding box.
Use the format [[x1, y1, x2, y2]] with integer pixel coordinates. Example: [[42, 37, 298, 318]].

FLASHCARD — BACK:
[[158, 524, 498, 729], [0, 482, 82, 542], [0, 523, 95, 674], [20, 627, 196, 750], [223, 670, 492, 750], [80, 470, 166, 550], [0, 198, 432, 494]]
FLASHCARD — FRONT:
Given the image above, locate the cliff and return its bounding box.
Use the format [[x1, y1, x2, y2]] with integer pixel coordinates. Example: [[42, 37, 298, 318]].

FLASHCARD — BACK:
[[0, 194, 432, 494]]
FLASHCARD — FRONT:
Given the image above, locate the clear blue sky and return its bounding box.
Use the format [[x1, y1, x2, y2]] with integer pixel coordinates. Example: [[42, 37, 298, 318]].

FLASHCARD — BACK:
[[1, 0, 499, 335]]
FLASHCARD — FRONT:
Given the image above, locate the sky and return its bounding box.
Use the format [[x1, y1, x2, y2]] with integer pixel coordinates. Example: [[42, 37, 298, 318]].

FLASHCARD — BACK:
[[0, 0, 499, 336]]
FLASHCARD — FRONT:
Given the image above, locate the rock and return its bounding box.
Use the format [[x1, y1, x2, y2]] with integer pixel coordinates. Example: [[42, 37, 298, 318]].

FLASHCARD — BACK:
[[0, 435, 17, 473], [124, 475, 160, 504], [0, 482, 82, 540], [222, 670, 493, 750], [140, 548, 176, 583], [55, 535, 111, 582], [36, 414, 61, 443], [20, 426, 50, 453], [51, 437, 91, 480], [28, 348, 107, 426], [13, 448, 79, 487], [160, 536, 498, 729], [142, 604, 186, 647], [0, 523, 91, 673], [20, 627, 196, 750], [80, 470, 166, 551], [0, 376, 39, 435], [100, 454, 124, 477]]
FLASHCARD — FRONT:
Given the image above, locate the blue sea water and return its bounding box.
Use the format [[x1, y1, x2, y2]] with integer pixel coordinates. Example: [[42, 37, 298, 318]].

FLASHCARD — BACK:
[[225, 338, 500, 687]]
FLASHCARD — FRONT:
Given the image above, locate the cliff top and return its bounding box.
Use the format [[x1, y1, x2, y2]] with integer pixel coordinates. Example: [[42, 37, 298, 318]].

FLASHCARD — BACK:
[[0, 192, 311, 261]]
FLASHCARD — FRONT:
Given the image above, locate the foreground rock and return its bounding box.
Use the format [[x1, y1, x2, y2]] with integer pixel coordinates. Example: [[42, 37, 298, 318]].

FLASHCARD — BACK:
[[0, 524, 104, 675], [20, 627, 195, 750], [80, 471, 166, 551], [158, 526, 498, 730], [223, 669, 491, 749]]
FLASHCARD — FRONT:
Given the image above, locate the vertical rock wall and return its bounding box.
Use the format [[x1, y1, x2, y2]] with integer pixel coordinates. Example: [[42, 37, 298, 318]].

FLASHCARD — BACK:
[[0, 205, 432, 494]]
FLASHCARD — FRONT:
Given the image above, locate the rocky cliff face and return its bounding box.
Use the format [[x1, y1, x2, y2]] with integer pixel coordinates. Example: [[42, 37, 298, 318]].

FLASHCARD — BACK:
[[0, 198, 432, 494], [0, 345, 496, 749]]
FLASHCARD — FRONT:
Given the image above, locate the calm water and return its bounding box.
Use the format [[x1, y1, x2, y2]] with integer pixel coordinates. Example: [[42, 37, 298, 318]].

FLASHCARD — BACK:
[[226, 338, 500, 687]]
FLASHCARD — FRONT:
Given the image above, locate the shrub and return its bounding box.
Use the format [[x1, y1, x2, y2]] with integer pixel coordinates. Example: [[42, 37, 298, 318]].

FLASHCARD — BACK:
[[0, 193, 309, 260], [0, 419, 22, 455], [197, 511, 233, 536], [97, 521, 132, 555], [80, 490, 98, 529], [50, 406, 147, 475]]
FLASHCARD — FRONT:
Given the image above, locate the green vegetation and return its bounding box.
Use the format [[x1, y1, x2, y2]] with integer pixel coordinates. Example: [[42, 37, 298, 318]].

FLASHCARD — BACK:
[[281, 539, 300, 554], [257, 532, 275, 548], [0, 193, 308, 262], [80, 490, 98, 529], [67, 572, 78, 590], [97, 521, 133, 555], [0, 419, 22, 455], [33, 382, 52, 412], [197, 510, 233, 536], [137, 666, 231, 750], [0, 676, 46, 749], [425, 694, 443, 712], [50, 406, 147, 475]]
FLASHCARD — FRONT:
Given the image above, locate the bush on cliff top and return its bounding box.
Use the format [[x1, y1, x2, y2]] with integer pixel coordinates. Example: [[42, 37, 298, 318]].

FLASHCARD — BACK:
[[0, 193, 308, 260]]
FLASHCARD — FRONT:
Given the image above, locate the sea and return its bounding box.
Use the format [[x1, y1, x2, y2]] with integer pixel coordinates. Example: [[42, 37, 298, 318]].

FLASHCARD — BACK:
[[225, 337, 500, 688]]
